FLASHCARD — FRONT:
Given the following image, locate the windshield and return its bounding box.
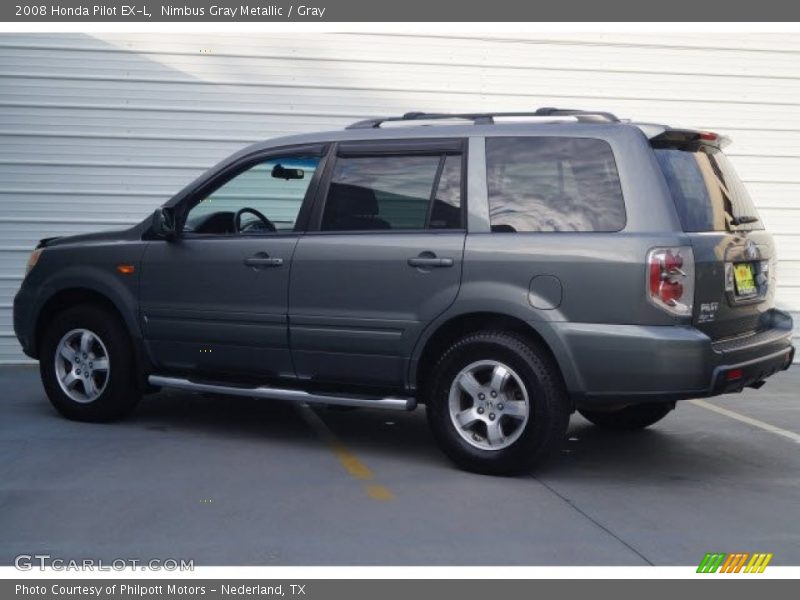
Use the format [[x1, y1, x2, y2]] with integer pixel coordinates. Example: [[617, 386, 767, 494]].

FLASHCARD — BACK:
[[653, 146, 763, 232]]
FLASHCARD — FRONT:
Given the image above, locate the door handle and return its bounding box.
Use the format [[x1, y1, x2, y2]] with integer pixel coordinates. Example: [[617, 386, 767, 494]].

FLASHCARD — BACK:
[[244, 254, 284, 268], [408, 255, 454, 268]]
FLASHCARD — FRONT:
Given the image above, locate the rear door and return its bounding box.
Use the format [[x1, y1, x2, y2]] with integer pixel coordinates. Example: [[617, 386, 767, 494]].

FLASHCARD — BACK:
[[652, 138, 775, 339], [288, 138, 467, 389]]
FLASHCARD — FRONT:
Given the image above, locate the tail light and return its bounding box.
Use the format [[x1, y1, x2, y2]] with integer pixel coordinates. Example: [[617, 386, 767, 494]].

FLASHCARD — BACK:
[[647, 246, 694, 316]]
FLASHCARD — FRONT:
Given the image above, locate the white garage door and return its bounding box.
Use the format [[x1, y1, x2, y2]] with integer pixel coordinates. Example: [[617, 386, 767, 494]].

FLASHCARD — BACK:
[[1, 31, 798, 363]]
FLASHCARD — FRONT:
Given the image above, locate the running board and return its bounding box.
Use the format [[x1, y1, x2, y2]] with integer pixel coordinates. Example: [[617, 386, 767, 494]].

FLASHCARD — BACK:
[[148, 375, 417, 411]]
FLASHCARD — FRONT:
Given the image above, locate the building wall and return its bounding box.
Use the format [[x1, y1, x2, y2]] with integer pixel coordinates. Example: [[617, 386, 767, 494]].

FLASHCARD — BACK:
[[1, 32, 799, 362]]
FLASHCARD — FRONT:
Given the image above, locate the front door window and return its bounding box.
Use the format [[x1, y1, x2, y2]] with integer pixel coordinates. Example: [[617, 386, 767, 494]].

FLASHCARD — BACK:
[[184, 155, 320, 235]]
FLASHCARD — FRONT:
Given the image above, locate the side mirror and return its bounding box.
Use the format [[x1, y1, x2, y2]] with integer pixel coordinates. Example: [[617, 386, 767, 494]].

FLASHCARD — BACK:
[[152, 207, 177, 240]]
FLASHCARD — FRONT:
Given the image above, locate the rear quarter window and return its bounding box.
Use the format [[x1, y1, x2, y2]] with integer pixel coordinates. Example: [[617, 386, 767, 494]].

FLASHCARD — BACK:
[[486, 137, 626, 233]]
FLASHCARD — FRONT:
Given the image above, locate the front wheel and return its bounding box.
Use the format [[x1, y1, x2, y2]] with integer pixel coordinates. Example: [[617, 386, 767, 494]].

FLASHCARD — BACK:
[[426, 331, 570, 475], [579, 402, 674, 431], [40, 305, 141, 422]]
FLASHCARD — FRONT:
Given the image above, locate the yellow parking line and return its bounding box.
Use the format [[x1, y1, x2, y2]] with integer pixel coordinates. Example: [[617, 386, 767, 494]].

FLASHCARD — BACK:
[[297, 404, 395, 501], [690, 399, 800, 444], [330, 440, 377, 481], [365, 484, 395, 501]]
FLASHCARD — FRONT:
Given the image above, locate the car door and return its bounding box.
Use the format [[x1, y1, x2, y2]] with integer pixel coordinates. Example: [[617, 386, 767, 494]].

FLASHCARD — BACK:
[[140, 144, 326, 380], [289, 138, 467, 389]]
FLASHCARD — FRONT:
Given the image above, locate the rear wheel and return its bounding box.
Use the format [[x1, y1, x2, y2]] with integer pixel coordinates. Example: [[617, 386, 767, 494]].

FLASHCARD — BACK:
[[40, 305, 141, 422], [579, 402, 674, 431], [426, 331, 570, 475]]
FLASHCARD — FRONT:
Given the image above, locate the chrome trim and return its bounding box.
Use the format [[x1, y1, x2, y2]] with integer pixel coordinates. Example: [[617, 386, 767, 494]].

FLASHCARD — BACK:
[[148, 375, 416, 411]]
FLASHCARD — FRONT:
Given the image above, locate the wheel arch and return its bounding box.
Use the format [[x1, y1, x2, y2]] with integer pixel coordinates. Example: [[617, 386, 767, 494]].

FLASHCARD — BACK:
[[410, 311, 578, 403], [34, 287, 134, 355], [31, 282, 150, 389]]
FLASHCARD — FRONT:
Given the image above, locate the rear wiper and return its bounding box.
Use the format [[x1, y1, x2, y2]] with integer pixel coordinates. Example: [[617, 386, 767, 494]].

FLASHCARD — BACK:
[[730, 215, 760, 226]]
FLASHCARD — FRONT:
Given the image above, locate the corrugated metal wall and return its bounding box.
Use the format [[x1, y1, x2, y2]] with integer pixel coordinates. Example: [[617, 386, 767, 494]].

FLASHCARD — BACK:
[[1, 32, 799, 363]]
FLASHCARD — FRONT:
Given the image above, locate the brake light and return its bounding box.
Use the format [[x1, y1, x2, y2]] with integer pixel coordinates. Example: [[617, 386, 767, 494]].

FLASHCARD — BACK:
[[647, 247, 694, 316], [698, 131, 719, 141]]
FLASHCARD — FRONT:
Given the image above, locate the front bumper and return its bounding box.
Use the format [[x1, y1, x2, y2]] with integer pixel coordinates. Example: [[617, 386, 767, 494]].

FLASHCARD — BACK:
[[548, 309, 794, 408], [13, 283, 37, 358]]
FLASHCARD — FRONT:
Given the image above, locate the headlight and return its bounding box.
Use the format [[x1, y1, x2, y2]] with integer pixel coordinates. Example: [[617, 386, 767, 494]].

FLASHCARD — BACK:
[[25, 248, 43, 276]]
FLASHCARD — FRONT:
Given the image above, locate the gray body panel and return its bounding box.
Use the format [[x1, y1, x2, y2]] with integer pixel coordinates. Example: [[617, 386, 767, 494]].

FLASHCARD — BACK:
[[688, 229, 778, 340], [13, 235, 147, 357], [13, 118, 794, 406], [139, 235, 299, 379], [289, 232, 465, 387]]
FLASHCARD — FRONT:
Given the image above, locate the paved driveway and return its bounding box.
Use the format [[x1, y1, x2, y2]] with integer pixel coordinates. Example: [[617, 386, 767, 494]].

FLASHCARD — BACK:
[[1, 365, 798, 566]]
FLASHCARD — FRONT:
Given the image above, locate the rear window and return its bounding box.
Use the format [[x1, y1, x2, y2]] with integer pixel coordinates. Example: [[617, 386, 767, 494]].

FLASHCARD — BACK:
[[486, 137, 626, 233], [653, 146, 763, 232]]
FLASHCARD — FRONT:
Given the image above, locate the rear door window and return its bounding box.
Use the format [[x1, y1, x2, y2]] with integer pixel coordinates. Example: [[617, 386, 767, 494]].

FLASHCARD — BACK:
[[653, 146, 763, 232], [321, 153, 463, 231], [486, 137, 626, 233]]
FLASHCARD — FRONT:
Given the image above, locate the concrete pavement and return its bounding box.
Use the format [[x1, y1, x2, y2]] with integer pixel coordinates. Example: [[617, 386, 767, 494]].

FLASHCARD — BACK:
[[1, 365, 798, 566]]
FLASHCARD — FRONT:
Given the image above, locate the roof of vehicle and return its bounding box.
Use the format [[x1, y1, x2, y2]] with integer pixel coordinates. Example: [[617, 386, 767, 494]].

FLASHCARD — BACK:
[[239, 109, 720, 153], [264, 121, 640, 145]]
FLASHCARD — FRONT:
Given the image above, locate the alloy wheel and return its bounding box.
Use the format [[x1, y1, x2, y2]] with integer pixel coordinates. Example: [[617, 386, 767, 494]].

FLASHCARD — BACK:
[[54, 328, 110, 404], [448, 359, 530, 451]]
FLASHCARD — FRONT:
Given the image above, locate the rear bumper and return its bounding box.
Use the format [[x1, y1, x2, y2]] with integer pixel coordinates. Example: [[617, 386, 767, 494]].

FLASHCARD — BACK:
[[708, 345, 794, 396], [547, 309, 794, 408]]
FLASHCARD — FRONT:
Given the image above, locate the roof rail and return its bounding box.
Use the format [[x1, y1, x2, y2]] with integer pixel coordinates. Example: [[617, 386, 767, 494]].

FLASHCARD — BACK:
[[345, 107, 620, 129]]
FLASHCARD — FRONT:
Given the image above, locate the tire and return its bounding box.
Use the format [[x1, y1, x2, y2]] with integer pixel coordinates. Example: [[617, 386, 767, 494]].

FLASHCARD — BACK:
[[579, 402, 674, 431], [39, 304, 141, 422], [426, 331, 570, 476]]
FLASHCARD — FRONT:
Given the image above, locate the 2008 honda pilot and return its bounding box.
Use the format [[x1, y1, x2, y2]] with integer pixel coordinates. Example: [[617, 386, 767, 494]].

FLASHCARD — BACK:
[[13, 108, 795, 474]]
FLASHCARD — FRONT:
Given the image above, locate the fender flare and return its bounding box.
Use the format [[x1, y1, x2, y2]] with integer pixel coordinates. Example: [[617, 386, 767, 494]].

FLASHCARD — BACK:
[[32, 265, 143, 354], [406, 300, 585, 395]]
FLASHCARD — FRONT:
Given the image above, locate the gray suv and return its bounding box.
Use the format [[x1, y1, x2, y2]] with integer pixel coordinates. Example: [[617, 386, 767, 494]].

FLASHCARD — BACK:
[[13, 108, 795, 474]]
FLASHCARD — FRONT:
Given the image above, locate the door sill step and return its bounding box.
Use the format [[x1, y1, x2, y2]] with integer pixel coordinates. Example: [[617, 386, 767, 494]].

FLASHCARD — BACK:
[[148, 374, 417, 411]]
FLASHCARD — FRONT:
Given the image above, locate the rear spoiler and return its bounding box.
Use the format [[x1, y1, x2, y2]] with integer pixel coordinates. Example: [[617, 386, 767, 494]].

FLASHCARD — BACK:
[[636, 124, 731, 149]]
